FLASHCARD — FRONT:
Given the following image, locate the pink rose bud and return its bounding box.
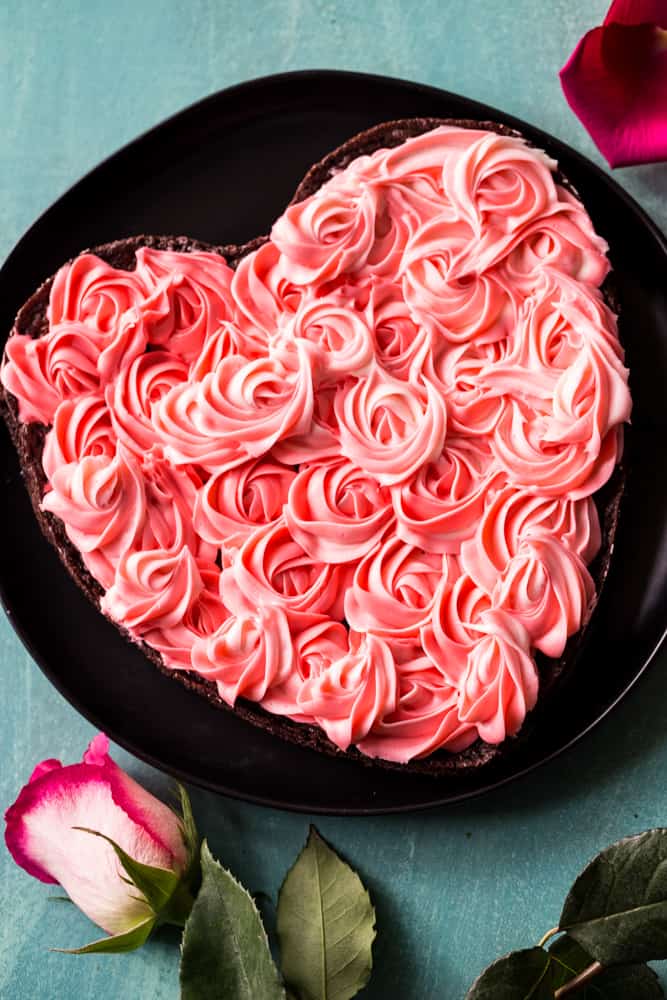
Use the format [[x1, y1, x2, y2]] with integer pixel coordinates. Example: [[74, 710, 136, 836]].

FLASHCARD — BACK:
[[5, 734, 196, 947]]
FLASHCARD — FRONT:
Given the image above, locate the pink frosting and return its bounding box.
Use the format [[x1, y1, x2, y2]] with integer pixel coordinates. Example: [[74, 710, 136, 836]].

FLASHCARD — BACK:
[[222, 518, 350, 620], [392, 436, 500, 553], [284, 457, 393, 563], [41, 395, 116, 481], [296, 631, 398, 750], [335, 366, 447, 486], [346, 538, 452, 637], [144, 563, 228, 669], [132, 248, 237, 362], [190, 605, 293, 706], [153, 342, 314, 471], [41, 443, 145, 588], [1, 125, 631, 762], [193, 457, 296, 550]]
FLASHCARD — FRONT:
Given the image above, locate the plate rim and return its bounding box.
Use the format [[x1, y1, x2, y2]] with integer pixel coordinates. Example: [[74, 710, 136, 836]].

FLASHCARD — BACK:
[[1, 68, 666, 815]]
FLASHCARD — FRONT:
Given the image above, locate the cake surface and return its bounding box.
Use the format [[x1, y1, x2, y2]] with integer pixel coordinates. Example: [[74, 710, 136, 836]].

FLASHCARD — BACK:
[[0, 120, 631, 771]]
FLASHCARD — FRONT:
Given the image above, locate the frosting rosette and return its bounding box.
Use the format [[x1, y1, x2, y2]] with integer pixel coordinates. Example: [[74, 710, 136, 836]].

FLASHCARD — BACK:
[[485, 278, 631, 497], [133, 247, 237, 362], [41, 396, 116, 481], [393, 436, 500, 553], [140, 454, 213, 562], [456, 611, 538, 744], [101, 537, 203, 634], [49, 254, 150, 380], [194, 457, 296, 549], [345, 537, 451, 637], [444, 130, 558, 238], [284, 458, 393, 563], [281, 293, 374, 380], [461, 484, 601, 592], [492, 536, 594, 658], [107, 349, 189, 456], [261, 614, 349, 721], [49, 254, 148, 333], [358, 650, 477, 762], [0, 123, 633, 764], [0, 327, 103, 425], [335, 366, 447, 486], [271, 178, 379, 285], [231, 241, 306, 339], [295, 631, 398, 751], [499, 189, 610, 291], [368, 282, 434, 381], [153, 341, 314, 471], [41, 443, 145, 589], [144, 562, 228, 670], [190, 604, 293, 707], [400, 213, 515, 344], [222, 519, 349, 620]]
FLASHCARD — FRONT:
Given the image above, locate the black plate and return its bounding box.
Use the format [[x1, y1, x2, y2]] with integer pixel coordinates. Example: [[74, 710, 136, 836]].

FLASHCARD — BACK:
[[1, 70, 666, 815]]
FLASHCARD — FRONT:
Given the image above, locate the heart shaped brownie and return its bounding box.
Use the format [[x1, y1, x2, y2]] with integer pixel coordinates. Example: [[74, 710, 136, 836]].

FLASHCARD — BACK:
[[0, 119, 631, 771]]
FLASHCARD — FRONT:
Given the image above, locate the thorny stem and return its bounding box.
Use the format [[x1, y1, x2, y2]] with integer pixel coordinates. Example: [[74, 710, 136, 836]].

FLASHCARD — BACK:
[[554, 960, 604, 998]]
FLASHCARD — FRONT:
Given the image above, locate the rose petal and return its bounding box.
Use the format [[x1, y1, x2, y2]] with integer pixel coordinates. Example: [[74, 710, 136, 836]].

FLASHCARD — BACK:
[[604, 0, 667, 26], [560, 19, 667, 167]]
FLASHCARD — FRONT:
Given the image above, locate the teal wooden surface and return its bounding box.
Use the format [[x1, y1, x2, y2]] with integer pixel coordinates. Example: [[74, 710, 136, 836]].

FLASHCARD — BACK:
[[1, 2, 666, 997]]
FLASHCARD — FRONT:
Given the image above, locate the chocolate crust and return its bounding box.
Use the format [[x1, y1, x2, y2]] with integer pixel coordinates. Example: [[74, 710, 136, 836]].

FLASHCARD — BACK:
[[0, 120, 626, 777]]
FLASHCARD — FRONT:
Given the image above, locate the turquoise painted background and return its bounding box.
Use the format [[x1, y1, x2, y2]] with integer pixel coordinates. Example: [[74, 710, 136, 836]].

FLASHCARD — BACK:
[[1, 2, 666, 997]]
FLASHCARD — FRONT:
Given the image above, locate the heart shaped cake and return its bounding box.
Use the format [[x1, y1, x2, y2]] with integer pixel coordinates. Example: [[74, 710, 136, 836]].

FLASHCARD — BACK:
[[0, 119, 631, 772]]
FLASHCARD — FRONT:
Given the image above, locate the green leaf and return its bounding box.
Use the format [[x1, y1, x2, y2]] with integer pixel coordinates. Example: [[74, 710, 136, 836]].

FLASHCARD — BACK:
[[177, 784, 200, 872], [179, 841, 284, 1000], [464, 947, 553, 999], [276, 825, 376, 1000], [52, 917, 155, 955], [548, 935, 664, 998], [73, 827, 179, 915], [559, 828, 667, 965]]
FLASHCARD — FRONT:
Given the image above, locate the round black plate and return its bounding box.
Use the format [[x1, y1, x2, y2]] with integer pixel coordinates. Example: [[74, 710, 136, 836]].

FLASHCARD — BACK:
[[1, 71, 665, 815]]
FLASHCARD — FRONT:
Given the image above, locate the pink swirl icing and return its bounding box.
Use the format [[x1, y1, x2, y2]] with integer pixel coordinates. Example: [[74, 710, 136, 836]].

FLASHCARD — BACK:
[[144, 563, 228, 669], [492, 536, 594, 658], [133, 248, 237, 362], [281, 293, 374, 380], [101, 538, 203, 633], [1, 124, 632, 762], [190, 604, 293, 706], [284, 458, 393, 563], [41, 442, 145, 588], [345, 538, 453, 637], [358, 649, 477, 762], [108, 350, 189, 455], [296, 631, 398, 750], [392, 436, 500, 553], [457, 611, 538, 744], [271, 179, 380, 284], [335, 366, 447, 485], [193, 457, 296, 550], [460, 484, 601, 592], [154, 342, 314, 471], [261, 614, 349, 721], [222, 519, 350, 620], [42, 396, 116, 481]]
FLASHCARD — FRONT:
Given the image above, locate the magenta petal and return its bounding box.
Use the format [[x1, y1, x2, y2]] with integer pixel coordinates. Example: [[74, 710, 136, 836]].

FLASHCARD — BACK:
[[29, 759, 62, 783], [560, 22, 667, 166], [605, 0, 667, 27], [83, 732, 110, 766]]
